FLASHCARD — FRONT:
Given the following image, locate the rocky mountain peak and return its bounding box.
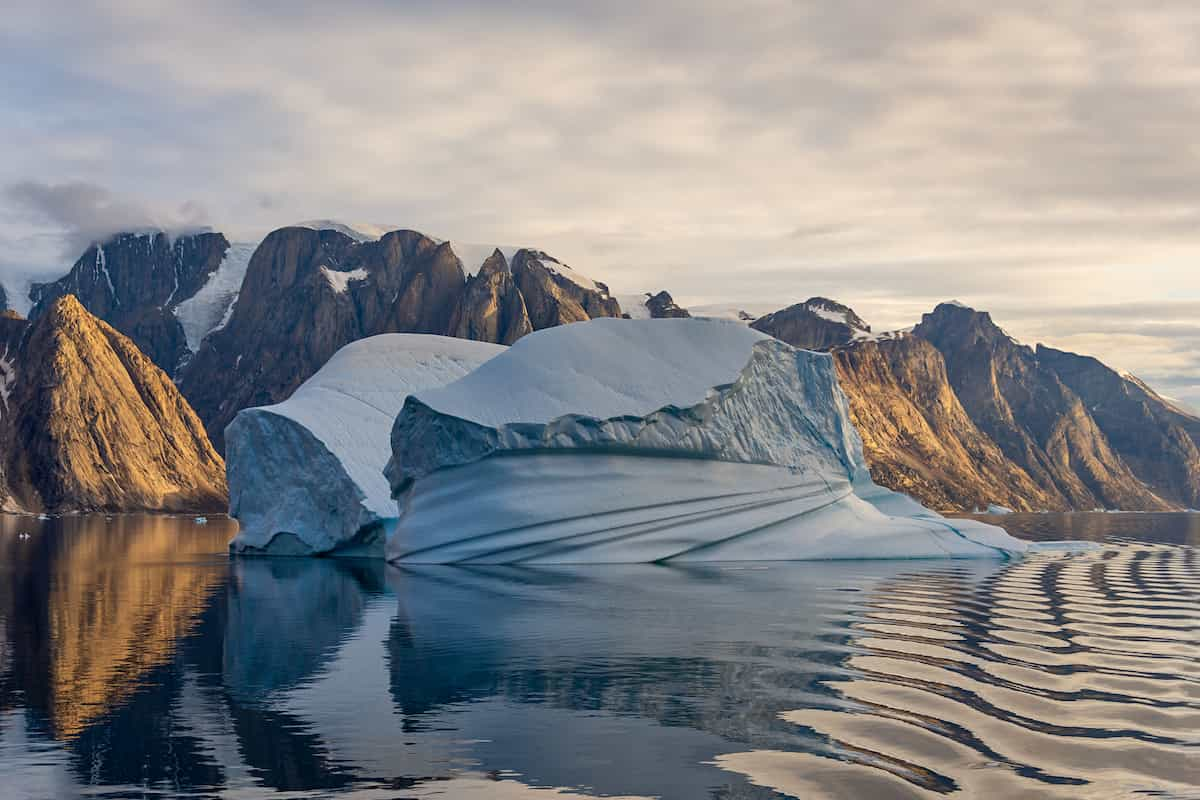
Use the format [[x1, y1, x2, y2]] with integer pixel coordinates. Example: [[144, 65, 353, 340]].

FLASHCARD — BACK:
[[28, 229, 231, 374], [749, 296, 869, 350], [618, 291, 691, 320], [802, 297, 870, 332], [0, 294, 226, 512], [510, 249, 621, 329], [915, 301, 1017, 350], [20, 222, 628, 453], [477, 249, 509, 277], [645, 291, 690, 318], [42, 292, 89, 325], [448, 249, 533, 346], [910, 301, 1172, 510]]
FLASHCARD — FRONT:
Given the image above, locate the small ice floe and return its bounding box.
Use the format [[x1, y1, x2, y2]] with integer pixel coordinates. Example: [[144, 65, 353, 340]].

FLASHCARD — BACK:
[[18, 531, 31, 540], [194, 516, 208, 525], [36, 513, 50, 521], [986, 504, 1014, 515]]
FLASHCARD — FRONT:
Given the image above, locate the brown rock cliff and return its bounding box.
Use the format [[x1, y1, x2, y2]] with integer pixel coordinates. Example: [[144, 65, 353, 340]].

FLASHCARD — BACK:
[[0, 295, 226, 512]]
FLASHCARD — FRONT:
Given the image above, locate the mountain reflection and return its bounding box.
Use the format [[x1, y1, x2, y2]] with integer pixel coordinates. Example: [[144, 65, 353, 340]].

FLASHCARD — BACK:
[[0, 514, 1195, 799], [0, 515, 228, 739]]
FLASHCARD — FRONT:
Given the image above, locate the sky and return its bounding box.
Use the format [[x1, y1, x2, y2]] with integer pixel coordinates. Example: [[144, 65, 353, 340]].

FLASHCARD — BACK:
[[2, 1, 1200, 407]]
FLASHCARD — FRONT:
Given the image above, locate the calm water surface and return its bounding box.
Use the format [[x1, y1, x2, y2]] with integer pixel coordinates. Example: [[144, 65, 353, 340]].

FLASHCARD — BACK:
[[0, 512, 1196, 799]]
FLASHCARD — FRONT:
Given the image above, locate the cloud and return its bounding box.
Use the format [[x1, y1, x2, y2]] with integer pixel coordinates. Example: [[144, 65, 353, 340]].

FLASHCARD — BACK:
[[4, 180, 210, 258], [0, 1, 1198, 402]]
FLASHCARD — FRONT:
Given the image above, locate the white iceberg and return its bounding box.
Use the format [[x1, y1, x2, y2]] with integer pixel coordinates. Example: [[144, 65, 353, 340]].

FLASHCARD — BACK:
[[227, 334, 505, 556], [384, 318, 1027, 563]]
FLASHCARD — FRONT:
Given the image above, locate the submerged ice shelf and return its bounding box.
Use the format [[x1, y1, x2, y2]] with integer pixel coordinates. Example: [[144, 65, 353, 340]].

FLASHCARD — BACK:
[[226, 334, 504, 555], [384, 318, 1026, 563]]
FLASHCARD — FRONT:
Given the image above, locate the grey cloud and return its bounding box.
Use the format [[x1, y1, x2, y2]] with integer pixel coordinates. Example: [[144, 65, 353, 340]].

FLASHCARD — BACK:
[[4, 180, 211, 258]]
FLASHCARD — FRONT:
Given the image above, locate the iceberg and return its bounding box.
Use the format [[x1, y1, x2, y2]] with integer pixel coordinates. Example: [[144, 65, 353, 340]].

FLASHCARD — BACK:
[[384, 318, 1028, 563], [227, 334, 505, 556]]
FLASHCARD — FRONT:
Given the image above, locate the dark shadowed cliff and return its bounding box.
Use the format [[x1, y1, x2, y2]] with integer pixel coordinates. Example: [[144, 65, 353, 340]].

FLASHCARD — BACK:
[[29, 231, 230, 374]]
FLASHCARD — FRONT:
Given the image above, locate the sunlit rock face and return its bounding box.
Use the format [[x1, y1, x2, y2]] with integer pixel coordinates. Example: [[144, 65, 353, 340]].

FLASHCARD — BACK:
[[385, 318, 1026, 563], [914, 302, 1174, 510], [447, 249, 533, 345], [0, 296, 227, 513], [226, 334, 504, 556], [833, 333, 1061, 512]]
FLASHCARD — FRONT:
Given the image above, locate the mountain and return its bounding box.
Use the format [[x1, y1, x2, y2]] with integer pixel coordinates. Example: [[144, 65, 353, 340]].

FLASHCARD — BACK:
[[913, 303, 1171, 510], [1034, 345, 1200, 508], [510, 249, 621, 328], [644, 291, 690, 318], [833, 333, 1060, 511], [177, 226, 622, 449], [23, 221, 1192, 514], [0, 296, 226, 513], [0, 283, 8, 312], [619, 291, 691, 319], [447, 249, 533, 344], [27, 231, 247, 375], [750, 297, 871, 350], [742, 295, 1192, 512]]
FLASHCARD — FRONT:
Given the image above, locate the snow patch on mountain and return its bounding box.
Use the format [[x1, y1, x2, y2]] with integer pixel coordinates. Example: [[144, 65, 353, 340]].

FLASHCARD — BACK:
[[804, 299, 865, 330], [93, 245, 119, 307], [321, 266, 369, 294], [293, 220, 400, 242], [807, 303, 850, 325], [687, 303, 777, 323], [527, 252, 600, 292], [174, 241, 257, 352], [616, 293, 652, 319], [853, 326, 913, 343]]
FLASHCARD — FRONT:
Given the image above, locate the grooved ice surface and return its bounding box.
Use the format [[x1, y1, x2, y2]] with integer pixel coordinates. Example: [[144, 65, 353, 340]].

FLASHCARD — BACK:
[[385, 318, 1027, 563], [226, 334, 504, 555]]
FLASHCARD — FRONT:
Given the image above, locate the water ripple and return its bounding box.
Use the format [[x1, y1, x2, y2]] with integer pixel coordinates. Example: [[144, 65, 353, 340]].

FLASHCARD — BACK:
[[725, 542, 1200, 797]]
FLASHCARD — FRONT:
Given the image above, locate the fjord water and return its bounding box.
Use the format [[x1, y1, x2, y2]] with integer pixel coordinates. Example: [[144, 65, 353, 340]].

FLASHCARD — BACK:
[[0, 514, 1196, 799]]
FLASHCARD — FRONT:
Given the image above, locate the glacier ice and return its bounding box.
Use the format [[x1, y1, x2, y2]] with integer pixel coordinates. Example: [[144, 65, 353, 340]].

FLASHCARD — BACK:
[[174, 240, 258, 352], [226, 334, 505, 556], [384, 318, 1028, 563]]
